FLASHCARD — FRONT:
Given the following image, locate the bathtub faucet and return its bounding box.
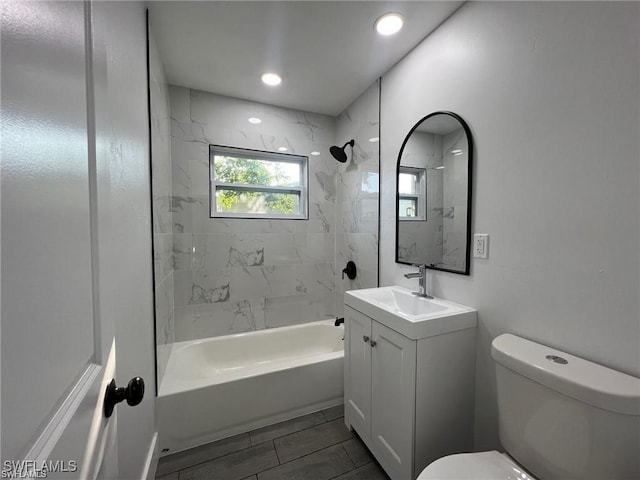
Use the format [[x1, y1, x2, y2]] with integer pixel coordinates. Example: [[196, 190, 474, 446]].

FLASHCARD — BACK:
[[334, 317, 344, 327]]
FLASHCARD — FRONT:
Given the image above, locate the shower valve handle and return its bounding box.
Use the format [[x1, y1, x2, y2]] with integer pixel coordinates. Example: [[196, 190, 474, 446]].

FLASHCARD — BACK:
[[342, 261, 357, 280]]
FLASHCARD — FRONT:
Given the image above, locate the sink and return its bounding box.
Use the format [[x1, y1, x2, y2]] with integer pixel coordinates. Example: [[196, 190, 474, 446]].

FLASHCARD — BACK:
[[363, 287, 448, 317], [345, 286, 477, 339]]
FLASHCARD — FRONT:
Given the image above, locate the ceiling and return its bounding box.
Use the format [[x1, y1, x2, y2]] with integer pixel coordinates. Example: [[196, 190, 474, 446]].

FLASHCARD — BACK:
[[148, 1, 464, 116]]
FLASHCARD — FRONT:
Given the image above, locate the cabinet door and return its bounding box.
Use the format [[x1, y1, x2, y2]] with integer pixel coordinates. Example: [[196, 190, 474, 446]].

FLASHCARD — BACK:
[[371, 321, 417, 479], [344, 306, 372, 437]]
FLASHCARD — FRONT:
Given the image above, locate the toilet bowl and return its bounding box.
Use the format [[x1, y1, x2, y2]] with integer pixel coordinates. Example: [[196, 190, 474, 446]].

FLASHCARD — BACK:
[[418, 334, 640, 480], [417, 451, 537, 479]]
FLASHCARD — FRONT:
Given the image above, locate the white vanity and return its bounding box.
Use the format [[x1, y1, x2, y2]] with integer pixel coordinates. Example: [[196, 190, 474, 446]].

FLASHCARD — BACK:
[[344, 286, 477, 480]]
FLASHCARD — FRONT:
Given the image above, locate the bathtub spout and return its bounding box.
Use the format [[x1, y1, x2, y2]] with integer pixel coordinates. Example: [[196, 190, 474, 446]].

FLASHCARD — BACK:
[[334, 317, 344, 327]]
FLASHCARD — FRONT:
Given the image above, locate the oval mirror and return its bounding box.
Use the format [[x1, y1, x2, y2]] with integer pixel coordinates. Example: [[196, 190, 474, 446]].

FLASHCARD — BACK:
[[395, 111, 473, 275]]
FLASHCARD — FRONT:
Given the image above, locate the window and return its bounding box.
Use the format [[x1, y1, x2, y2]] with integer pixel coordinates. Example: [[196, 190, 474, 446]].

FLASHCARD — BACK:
[[210, 145, 308, 219], [398, 167, 426, 220]]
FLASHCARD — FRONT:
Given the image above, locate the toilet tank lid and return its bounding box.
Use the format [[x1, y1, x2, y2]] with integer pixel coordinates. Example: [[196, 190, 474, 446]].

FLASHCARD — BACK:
[[491, 334, 640, 415]]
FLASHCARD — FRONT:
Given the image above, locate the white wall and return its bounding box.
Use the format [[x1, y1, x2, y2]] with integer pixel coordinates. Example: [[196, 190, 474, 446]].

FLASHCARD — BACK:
[[380, 1, 639, 449]]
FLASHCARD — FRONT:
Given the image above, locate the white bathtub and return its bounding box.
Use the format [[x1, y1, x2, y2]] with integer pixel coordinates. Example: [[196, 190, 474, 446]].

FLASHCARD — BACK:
[[157, 319, 344, 455]]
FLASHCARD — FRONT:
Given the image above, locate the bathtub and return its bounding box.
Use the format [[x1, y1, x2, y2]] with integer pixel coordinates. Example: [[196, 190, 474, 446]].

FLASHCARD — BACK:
[[156, 319, 344, 455]]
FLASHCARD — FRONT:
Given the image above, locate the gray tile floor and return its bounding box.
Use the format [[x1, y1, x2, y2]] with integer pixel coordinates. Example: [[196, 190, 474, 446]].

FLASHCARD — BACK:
[[156, 405, 391, 480]]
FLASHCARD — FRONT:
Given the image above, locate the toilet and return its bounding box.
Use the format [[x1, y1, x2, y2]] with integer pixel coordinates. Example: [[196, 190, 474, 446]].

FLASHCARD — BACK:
[[418, 333, 640, 480]]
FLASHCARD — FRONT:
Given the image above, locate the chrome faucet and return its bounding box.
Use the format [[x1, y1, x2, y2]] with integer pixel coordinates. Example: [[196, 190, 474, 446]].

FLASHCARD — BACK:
[[404, 265, 432, 298]]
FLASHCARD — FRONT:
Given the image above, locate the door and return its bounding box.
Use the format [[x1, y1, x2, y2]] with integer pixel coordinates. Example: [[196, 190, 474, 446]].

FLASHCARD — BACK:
[[371, 321, 416, 479], [1, 1, 135, 478], [344, 306, 372, 437]]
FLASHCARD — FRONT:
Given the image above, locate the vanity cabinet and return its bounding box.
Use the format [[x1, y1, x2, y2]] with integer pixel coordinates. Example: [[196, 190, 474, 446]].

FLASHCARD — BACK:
[[344, 304, 477, 480]]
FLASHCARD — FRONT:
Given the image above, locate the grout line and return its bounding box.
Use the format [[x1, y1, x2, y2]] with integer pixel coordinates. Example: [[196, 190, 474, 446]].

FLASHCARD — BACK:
[[272, 440, 281, 465], [255, 443, 354, 480], [158, 436, 252, 476], [170, 441, 270, 478], [272, 429, 354, 469], [268, 415, 342, 446], [340, 439, 357, 467], [338, 442, 357, 471], [327, 461, 374, 480], [160, 411, 346, 479], [250, 410, 332, 446]]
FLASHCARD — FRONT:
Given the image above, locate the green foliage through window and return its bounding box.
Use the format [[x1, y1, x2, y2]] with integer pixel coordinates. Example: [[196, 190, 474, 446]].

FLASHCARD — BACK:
[[210, 147, 307, 219]]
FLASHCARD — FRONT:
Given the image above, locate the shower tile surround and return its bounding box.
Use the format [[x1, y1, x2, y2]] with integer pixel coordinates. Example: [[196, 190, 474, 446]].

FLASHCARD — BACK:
[[166, 86, 379, 342], [334, 82, 380, 318]]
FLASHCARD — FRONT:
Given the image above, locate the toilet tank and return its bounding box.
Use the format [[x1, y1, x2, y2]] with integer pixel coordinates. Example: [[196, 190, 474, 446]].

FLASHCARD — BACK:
[[491, 334, 640, 480]]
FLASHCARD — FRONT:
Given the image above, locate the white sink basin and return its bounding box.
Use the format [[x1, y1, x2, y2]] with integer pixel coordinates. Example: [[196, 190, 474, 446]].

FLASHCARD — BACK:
[[361, 287, 448, 317], [345, 286, 477, 339]]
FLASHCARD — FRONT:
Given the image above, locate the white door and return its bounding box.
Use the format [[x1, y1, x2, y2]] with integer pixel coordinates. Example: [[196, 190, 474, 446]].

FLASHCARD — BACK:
[[371, 321, 416, 479], [1, 2, 143, 478], [344, 306, 372, 437]]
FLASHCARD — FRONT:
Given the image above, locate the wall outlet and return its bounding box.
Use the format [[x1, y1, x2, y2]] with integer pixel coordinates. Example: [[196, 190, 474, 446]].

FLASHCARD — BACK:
[[473, 234, 489, 259]]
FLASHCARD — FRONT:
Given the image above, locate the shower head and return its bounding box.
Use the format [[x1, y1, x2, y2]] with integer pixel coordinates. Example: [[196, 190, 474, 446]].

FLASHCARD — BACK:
[[330, 139, 355, 163]]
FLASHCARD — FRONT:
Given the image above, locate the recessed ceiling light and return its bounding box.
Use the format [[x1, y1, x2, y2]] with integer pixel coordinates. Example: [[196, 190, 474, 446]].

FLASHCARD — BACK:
[[452, 149, 463, 156], [248, 117, 262, 124], [278, 146, 288, 152], [375, 13, 404, 36], [368, 136, 380, 143], [261, 72, 282, 86], [436, 165, 445, 170], [310, 151, 320, 156]]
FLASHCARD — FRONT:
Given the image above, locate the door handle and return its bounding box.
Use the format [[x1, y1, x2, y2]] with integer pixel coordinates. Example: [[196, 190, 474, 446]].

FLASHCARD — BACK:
[[370, 340, 377, 347], [104, 377, 145, 418], [363, 335, 370, 343]]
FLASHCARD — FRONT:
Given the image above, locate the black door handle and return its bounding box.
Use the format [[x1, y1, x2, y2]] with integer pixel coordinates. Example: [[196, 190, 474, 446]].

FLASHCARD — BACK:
[[104, 377, 145, 418]]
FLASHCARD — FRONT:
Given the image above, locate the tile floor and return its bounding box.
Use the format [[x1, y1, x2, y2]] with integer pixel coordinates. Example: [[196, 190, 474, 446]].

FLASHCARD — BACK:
[[156, 405, 391, 480]]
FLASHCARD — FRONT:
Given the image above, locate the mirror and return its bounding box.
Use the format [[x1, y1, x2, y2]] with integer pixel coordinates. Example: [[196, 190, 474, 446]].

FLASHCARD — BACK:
[[395, 111, 472, 275]]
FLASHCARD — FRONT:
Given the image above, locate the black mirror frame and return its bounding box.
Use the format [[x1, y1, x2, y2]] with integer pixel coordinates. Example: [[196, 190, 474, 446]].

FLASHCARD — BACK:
[[395, 111, 473, 275]]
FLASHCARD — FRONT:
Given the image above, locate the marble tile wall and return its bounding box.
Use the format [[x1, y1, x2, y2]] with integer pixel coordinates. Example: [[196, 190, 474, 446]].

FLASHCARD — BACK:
[[149, 31, 174, 386], [169, 87, 339, 340], [334, 82, 380, 318]]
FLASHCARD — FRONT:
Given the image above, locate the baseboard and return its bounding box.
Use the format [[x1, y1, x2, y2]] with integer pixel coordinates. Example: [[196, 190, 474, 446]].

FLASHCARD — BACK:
[[141, 432, 159, 480]]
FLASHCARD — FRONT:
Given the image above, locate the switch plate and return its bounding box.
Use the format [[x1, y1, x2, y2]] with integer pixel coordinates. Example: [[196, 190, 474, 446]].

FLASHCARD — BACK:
[[473, 234, 489, 259]]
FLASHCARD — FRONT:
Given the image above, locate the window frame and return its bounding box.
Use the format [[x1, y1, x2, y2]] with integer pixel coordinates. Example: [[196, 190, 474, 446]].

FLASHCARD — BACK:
[[398, 166, 426, 221], [209, 144, 309, 220]]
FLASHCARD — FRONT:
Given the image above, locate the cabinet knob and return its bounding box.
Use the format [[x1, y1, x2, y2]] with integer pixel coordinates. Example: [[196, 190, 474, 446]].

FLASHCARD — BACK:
[[370, 340, 377, 347], [363, 335, 370, 343]]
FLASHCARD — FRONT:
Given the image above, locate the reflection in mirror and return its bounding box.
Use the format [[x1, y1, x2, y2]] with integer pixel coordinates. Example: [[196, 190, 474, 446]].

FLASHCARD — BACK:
[[398, 167, 426, 220], [395, 112, 472, 275]]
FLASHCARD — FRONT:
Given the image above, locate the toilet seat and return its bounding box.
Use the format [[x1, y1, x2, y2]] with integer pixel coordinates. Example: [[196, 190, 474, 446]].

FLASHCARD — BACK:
[[417, 451, 538, 479]]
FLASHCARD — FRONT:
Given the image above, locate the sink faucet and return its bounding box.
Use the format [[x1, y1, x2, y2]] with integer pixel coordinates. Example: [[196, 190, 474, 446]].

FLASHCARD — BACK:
[[404, 265, 433, 298]]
